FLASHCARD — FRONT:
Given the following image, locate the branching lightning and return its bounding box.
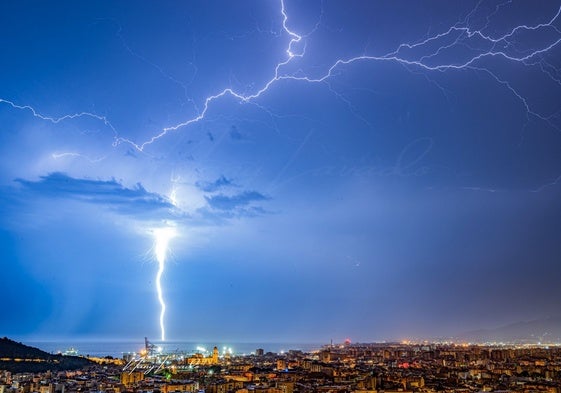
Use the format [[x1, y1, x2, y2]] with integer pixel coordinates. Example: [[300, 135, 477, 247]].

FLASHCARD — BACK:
[[153, 227, 176, 341], [0, 98, 118, 132], [0, 0, 561, 151], [112, 0, 307, 151], [111, 0, 561, 151], [2, 1, 560, 154]]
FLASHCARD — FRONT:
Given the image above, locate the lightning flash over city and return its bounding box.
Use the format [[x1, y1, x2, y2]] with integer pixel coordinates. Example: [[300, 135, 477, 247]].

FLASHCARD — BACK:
[[152, 226, 176, 342], [1, 0, 561, 344]]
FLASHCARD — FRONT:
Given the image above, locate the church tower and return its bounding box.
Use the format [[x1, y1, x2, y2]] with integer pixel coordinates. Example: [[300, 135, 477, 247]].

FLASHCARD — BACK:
[[212, 346, 219, 363]]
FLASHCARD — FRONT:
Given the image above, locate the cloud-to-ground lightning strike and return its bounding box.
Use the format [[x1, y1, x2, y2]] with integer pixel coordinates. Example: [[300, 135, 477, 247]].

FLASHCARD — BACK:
[[153, 227, 176, 342]]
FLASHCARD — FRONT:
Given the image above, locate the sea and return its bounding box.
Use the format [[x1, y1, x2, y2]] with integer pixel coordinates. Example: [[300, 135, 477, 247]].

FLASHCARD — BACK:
[[25, 340, 324, 358]]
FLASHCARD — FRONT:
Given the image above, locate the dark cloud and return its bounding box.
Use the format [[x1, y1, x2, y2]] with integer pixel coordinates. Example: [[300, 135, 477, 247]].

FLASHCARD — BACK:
[[196, 175, 235, 192], [15, 172, 174, 215], [205, 191, 268, 211]]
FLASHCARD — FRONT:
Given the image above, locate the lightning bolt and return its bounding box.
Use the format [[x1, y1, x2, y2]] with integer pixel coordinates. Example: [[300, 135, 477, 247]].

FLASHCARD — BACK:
[[51, 152, 106, 163], [113, 0, 307, 151], [108, 0, 561, 152], [3, 1, 560, 156], [0, 98, 117, 132], [153, 226, 176, 341]]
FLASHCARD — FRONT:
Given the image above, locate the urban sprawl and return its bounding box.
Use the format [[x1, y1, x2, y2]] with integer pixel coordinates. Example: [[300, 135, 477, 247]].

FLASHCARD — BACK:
[[3, 342, 561, 393]]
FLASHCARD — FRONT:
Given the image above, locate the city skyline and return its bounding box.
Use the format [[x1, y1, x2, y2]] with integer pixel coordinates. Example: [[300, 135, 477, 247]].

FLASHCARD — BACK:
[[1, 0, 561, 343]]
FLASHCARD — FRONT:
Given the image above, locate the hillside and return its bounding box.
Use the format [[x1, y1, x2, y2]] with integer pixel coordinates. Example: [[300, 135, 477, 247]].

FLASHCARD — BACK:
[[456, 316, 561, 343], [0, 337, 93, 373]]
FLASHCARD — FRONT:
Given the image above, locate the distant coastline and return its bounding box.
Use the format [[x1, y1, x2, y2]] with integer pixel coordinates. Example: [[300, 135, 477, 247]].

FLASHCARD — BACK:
[[24, 340, 324, 358]]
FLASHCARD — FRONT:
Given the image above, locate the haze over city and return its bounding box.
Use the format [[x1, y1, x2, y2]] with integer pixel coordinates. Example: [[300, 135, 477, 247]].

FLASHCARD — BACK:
[[1, 0, 561, 344]]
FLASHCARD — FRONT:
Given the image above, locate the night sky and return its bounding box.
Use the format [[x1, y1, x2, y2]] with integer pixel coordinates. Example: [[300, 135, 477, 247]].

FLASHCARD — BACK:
[[1, 0, 561, 343]]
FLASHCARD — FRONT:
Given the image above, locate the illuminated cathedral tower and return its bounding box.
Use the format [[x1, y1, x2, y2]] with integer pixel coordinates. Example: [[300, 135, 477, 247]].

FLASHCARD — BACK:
[[212, 346, 219, 363]]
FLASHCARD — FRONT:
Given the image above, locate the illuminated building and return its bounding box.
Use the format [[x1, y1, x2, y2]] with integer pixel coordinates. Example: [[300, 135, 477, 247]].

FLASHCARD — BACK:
[[186, 346, 219, 365], [120, 372, 144, 386]]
